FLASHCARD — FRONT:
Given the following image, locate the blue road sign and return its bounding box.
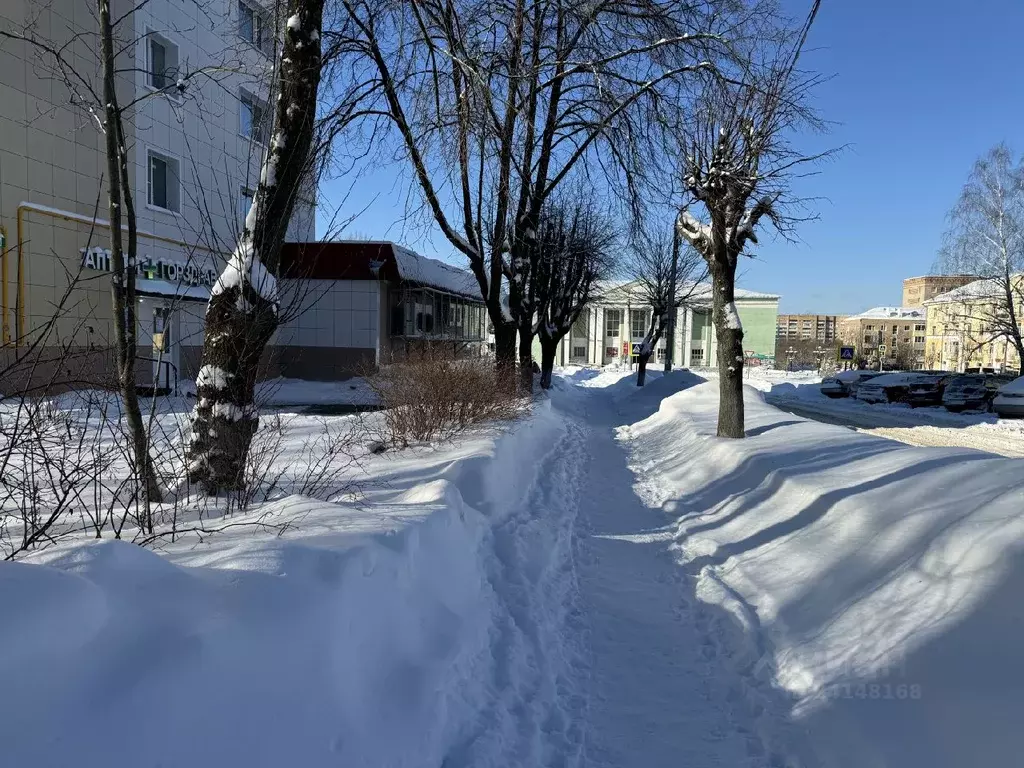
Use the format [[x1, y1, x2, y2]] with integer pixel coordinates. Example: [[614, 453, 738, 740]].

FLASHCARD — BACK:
[[839, 346, 855, 360]]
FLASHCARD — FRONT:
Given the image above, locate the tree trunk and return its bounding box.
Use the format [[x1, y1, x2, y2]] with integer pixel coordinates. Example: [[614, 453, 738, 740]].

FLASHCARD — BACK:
[[636, 352, 652, 386], [493, 321, 516, 387], [187, 0, 325, 494], [711, 260, 745, 438], [539, 336, 557, 389], [98, 0, 161, 514], [517, 322, 534, 393]]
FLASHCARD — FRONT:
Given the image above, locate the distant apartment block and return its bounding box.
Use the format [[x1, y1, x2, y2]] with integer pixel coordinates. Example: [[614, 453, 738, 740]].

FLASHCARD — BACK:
[[839, 307, 927, 367], [776, 314, 846, 342], [902, 275, 977, 307]]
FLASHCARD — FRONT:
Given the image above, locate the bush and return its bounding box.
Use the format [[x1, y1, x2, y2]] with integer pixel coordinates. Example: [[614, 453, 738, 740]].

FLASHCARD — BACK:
[[365, 353, 527, 446]]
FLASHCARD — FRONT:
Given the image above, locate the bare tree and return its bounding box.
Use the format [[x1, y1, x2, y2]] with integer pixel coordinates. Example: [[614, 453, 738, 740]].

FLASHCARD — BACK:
[[674, 1, 826, 437], [325, 0, 727, 385], [530, 201, 617, 389], [936, 144, 1024, 367], [187, 0, 326, 494], [628, 218, 706, 386]]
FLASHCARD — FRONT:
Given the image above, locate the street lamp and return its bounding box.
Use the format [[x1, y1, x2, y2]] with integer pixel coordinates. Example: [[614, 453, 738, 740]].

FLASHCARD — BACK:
[[813, 345, 829, 371], [786, 346, 797, 371]]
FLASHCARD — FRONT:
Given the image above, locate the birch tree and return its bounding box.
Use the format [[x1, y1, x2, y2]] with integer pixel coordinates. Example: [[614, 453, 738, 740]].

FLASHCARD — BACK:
[[674, 0, 826, 437], [324, 0, 726, 385], [187, 0, 325, 493], [530, 201, 616, 389], [628, 218, 705, 386], [936, 144, 1024, 367]]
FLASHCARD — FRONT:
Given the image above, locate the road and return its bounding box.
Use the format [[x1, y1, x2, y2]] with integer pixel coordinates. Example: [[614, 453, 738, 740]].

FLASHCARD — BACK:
[[767, 398, 1024, 458]]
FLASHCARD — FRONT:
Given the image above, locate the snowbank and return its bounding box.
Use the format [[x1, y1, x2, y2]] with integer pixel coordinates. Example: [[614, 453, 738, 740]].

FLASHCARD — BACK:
[[0, 402, 566, 767], [620, 381, 1024, 766]]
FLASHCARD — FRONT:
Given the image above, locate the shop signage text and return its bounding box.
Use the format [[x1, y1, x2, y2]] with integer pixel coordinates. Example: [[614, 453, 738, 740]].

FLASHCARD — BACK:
[[80, 246, 216, 287]]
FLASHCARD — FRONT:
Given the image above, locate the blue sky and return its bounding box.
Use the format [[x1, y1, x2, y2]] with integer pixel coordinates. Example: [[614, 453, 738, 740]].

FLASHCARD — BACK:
[[318, 0, 1024, 314]]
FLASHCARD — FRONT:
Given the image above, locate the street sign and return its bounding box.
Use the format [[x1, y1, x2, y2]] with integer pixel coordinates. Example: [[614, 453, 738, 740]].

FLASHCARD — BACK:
[[631, 343, 642, 357], [878, 344, 886, 353], [839, 346, 855, 360], [621, 341, 631, 358]]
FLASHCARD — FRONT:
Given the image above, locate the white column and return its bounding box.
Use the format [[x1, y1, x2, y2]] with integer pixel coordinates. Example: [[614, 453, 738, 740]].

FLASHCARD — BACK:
[[682, 307, 693, 367]]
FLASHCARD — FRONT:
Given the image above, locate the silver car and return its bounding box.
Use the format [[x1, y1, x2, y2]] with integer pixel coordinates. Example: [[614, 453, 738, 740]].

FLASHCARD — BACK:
[[820, 370, 882, 398], [992, 376, 1024, 418]]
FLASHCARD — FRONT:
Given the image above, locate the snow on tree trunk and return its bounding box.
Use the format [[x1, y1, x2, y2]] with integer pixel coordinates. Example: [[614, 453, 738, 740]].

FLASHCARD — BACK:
[[711, 262, 745, 438], [187, 0, 325, 494]]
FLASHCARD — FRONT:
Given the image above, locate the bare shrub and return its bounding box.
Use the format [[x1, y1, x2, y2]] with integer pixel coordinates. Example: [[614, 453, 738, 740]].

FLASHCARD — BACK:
[[365, 352, 528, 447]]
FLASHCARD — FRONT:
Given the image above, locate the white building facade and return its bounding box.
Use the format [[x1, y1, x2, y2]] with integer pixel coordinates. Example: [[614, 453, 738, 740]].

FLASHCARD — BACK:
[[539, 281, 781, 369], [0, 0, 314, 392]]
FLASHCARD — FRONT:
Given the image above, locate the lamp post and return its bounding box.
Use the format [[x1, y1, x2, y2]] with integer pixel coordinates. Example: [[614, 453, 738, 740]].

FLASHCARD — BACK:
[[814, 345, 829, 371], [786, 346, 797, 371]]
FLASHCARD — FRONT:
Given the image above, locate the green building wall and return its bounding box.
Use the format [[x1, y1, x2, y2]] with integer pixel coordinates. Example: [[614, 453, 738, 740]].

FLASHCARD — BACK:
[[735, 303, 779, 357]]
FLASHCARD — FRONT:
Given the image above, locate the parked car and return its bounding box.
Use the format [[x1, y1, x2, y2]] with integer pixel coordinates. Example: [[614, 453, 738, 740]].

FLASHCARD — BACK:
[[942, 374, 1016, 412], [904, 372, 955, 407], [855, 372, 937, 404], [992, 376, 1024, 418], [820, 370, 882, 398]]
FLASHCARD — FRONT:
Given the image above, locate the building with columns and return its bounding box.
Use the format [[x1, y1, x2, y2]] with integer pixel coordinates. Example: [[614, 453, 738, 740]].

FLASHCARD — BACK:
[[538, 280, 780, 369]]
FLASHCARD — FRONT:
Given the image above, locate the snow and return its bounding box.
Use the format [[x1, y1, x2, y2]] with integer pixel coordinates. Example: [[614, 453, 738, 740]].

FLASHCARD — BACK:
[[286, 13, 301, 30], [254, 376, 377, 406], [212, 239, 279, 307], [390, 244, 479, 297], [997, 374, 1024, 394], [846, 305, 925, 320], [620, 380, 1024, 766], [7, 371, 1024, 766], [723, 300, 743, 329], [195, 365, 230, 391], [925, 277, 1004, 303]]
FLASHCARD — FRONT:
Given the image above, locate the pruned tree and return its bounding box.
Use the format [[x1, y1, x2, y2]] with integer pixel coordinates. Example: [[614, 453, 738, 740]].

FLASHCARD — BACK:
[[324, 0, 728, 385], [187, 0, 326, 493], [530, 201, 617, 389], [936, 143, 1024, 367], [674, 0, 826, 437], [628, 217, 706, 386]]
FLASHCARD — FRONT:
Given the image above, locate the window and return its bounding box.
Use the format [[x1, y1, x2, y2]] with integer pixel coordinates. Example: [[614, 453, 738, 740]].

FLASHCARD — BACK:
[[866, 325, 874, 331], [605, 309, 621, 338], [573, 346, 586, 359], [630, 309, 648, 339], [904, 325, 910, 331], [146, 32, 178, 91], [915, 324, 926, 332], [147, 151, 180, 212], [240, 90, 269, 144], [915, 336, 925, 344], [238, 0, 273, 55], [238, 188, 254, 227], [657, 347, 667, 362], [690, 348, 704, 363]]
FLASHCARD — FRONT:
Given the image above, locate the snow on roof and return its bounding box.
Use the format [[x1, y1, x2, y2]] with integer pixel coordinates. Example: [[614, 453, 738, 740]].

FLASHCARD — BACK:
[[860, 371, 940, 387], [998, 376, 1024, 394], [388, 244, 478, 298], [846, 306, 925, 320], [595, 279, 779, 304], [924, 278, 1004, 304]]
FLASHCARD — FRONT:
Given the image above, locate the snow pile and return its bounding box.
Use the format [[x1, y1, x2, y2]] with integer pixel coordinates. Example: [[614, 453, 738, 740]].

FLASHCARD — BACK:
[[0, 402, 570, 767], [620, 381, 1024, 767], [254, 376, 378, 406]]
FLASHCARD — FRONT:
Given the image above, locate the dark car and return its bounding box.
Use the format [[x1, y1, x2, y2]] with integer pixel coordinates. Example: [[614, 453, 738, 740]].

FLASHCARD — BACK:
[[942, 374, 1016, 412], [904, 372, 955, 407]]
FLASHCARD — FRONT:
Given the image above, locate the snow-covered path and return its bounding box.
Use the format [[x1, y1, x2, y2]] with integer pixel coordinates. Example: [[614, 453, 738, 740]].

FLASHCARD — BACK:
[[562, 381, 766, 767]]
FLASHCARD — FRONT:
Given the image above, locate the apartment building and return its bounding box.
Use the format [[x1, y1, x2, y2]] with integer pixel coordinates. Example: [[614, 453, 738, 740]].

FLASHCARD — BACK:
[[839, 307, 927, 368], [776, 313, 846, 342], [902, 275, 977, 307], [0, 0, 314, 392], [537, 280, 780, 368], [922, 277, 1023, 374]]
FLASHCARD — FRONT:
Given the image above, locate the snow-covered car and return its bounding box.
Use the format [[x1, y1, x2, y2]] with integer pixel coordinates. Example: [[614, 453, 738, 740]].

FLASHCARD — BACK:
[[942, 374, 1016, 412], [819, 370, 882, 398], [904, 372, 955, 407], [992, 376, 1024, 418], [854, 372, 937, 404]]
